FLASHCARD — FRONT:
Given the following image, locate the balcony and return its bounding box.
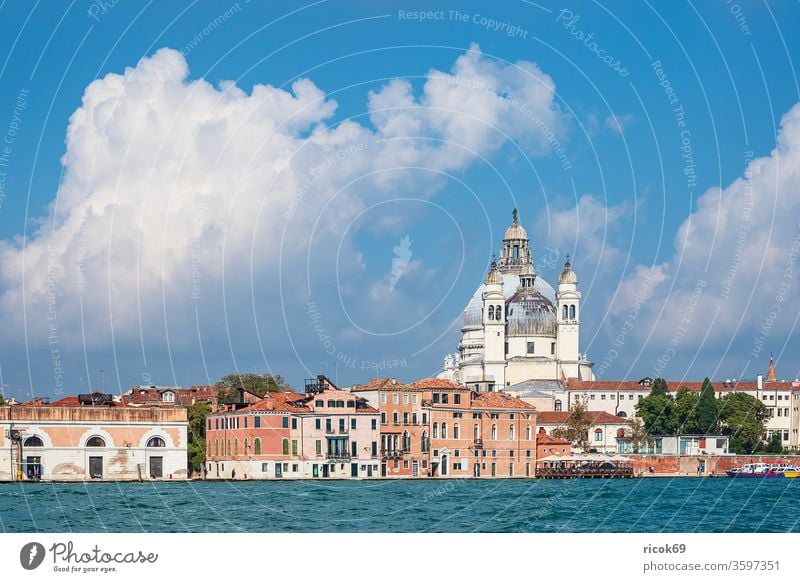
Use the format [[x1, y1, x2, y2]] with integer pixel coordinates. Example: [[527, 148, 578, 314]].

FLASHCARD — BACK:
[[381, 449, 407, 459], [327, 451, 351, 460], [474, 438, 484, 449]]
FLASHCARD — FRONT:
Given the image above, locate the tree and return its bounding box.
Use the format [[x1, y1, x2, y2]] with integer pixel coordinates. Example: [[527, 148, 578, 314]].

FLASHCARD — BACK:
[[215, 373, 290, 403], [718, 392, 769, 454], [695, 378, 719, 434], [635, 393, 677, 436], [625, 417, 654, 453], [552, 399, 593, 451], [0, 394, 5, 406], [674, 387, 699, 434], [764, 432, 783, 454], [651, 377, 669, 397], [186, 402, 212, 473]]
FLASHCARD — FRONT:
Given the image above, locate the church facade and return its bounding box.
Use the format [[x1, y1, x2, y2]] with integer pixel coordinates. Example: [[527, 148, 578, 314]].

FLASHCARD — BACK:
[[439, 209, 594, 389]]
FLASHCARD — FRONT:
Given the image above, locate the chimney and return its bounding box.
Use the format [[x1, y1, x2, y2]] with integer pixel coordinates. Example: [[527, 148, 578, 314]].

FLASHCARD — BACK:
[[757, 374, 763, 390]]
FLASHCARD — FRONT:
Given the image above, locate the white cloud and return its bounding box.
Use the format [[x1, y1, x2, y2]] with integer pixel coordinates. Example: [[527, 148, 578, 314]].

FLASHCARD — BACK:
[[613, 102, 800, 370], [0, 44, 564, 368], [604, 113, 635, 134]]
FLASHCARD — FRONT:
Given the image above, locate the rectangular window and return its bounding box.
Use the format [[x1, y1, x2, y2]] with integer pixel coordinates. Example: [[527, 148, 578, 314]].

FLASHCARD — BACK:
[[433, 393, 440, 404], [422, 412, 428, 424], [454, 394, 461, 405], [254, 416, 261, 428], [551, 342, 555, 355], [326, 418, 332, 432], [371, 418, 377, 430], [291, 418, 298, 429], [351, 441, 357, 457], [526, 450, 531, 457], [527, 342, 535, 354], [403, 412, 409, 424], [392, 394, 399, 404], [412, 394, 418, 404], [339, 418, 346, 432], [262, 463, 269, 472], [380, 393, 387, 404], [403, 394, 409, 404], [591, 394, 596, 400], [392, 412, 398, 424], [315, 418, 321, 430], [316, 399, 323, 407], [292, 464, 299, 473], [412, 413, 417, 424], [442, 393, 449, 404], [282, 416, 289, 428], [601, 395, 606, 400], [291, 440, 298, 455], [381, 412, 386, 424], [244, 417, 248, 428], [403, 460, 409, 469], [371, 442, 377, 456], [351, 418, 357, 429], [315, 440, 322, 455]]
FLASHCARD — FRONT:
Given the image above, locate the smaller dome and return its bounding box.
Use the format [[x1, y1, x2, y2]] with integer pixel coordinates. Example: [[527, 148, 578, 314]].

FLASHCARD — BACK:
[[485, 260, 502, 285], [504, 207, 528, 241], [558, 257, 577, 285]]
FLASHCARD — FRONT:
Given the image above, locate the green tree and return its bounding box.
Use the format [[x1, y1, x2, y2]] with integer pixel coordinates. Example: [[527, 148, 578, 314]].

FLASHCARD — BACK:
[[215, 373, 290, 403], [674, 387, 699, 434], [695, 378, 719, 434], [186, 401, 212, 473], [635, 393, 677, 436], [552, 399, 593, 452], [651, 377, 669, 397], [0, 394, 5, 406], [764, 432, 783, 454], [718, 392, 769, 454]]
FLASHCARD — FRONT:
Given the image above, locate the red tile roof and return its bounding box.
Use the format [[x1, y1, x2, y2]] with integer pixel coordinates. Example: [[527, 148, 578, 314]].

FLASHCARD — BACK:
[[407, 378, 469, 390], [47, 396, 127, 408], [350, 378, 404, 392], [238, 391, 311, 413], [470, 391, 536, 410], [537, 410, 629, 425], [536, 433, 571, 445]]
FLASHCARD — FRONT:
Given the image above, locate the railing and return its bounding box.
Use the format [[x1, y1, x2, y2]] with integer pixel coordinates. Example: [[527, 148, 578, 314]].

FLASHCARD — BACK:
[[327, 452, 351, 460], [381, 449, 407, 459], [474, 438, 484, 448]]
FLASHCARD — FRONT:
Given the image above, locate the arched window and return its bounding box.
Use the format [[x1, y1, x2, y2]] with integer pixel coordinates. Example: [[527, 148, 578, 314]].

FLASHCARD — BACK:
[[86, 436, 106, 447], [421, 431, 430, 453], [433, 422, 439, 438], [473, 424, 479, 441], [244, 438, 249, 454], [495, 305, 502, 321], [562, 305, 568, 320], [554, 399, 562, 412], [254, 438, 262, 455], [569, 304, 576, 320], [215, 440, 219, 456], [234, 439, 239, 455], [146, 436, 165, 448], [226, 440, 231, 455], [594, 428, 603, 442], [509, 425, 515, 440], [24, 436, 43, 447], [525, 425, 531, 440], [453, 424, 460, 439], [402, 431, 410, 451], [488, 305, 495, 320], [491, 424, 497, 440], [441, 422, 448, 439], [282, 439, 289, 455], [617, 411, 628, 418]]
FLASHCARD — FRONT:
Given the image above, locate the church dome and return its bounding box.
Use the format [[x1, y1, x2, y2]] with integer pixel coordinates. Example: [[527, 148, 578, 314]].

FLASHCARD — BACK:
[[505, 287, 557, 337], [504, 221, 528, 241], [558, 257, 577, 285], [463, 273, 556, 327]]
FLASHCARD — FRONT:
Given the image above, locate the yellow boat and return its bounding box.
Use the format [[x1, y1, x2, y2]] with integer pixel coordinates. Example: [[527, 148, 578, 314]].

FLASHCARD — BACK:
[[783, 470, 800, 478]]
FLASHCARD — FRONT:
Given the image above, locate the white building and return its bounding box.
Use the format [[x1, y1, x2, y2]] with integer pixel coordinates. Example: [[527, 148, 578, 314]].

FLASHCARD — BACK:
[[439, 209, 594, 390]]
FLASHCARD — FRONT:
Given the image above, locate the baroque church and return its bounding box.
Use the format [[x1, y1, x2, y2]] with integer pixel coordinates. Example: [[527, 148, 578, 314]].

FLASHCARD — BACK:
[[439, 209, 595, 389]]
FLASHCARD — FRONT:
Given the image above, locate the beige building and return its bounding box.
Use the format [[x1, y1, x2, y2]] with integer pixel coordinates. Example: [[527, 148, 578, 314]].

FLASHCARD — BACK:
[[1, 394, 188, 482]]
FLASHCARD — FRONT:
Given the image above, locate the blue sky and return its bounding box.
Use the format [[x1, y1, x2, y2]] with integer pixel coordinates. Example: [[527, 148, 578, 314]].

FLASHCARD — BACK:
[[0, 0, 799, 399]]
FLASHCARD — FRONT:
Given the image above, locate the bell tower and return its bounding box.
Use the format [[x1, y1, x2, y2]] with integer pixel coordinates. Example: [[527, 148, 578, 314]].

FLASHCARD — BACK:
[[556, 256, 581, 378]]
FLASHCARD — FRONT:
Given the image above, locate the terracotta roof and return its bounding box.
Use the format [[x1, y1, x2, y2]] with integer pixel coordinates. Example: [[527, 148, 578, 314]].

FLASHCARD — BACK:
[[407, 378, 469, 390], [237, 391, 312, 413], [537, 410, 629, 425], [536, 433, 571, 445], [47, 396, 127, 408], [470, 391, 536, 410], [350, 378, 404, 392], [565, 378, 800, 392]]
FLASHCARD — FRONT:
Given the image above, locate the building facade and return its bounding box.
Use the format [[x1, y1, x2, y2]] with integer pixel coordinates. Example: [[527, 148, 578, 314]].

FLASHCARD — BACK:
[[438, 209, 594, 389], [206, 378, 381, 479], [0, 395, 188, 482]]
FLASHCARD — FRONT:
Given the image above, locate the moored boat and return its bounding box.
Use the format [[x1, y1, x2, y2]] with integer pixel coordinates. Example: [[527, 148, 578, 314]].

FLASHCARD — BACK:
[[725, 462, 786, 478]]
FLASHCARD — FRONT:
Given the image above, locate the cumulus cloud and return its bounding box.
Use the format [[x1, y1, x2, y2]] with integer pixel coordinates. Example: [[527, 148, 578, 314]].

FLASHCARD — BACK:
[[612, 102, 800, 375], [604, 113, 635, 134], [0, 44, 564, 382]]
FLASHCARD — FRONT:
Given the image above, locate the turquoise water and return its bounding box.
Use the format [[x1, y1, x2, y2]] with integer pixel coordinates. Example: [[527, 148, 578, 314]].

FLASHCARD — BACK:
[[1, 478, 798, 532]]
